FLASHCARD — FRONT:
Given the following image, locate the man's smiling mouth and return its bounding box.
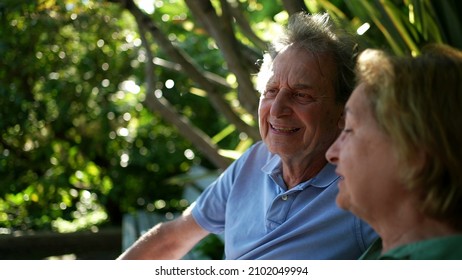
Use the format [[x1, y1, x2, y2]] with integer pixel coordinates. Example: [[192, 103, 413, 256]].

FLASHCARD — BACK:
[[270, 123, 300, 133]]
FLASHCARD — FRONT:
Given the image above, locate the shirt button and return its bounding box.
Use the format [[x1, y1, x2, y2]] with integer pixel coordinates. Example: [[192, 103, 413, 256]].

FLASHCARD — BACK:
[[281, 195, 288, 201]]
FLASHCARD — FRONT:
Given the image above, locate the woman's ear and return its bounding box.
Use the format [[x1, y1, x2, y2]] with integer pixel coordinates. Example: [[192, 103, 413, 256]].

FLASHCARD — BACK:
[[337, 110, 345, 130]]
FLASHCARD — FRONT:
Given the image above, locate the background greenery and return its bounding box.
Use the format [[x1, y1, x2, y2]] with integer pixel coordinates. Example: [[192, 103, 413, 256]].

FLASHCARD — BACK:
[[0, 0, 460, 257]]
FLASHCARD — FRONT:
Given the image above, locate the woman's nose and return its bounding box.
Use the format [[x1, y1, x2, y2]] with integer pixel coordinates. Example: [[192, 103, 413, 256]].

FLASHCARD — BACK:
[[326, 138, 340, 165]]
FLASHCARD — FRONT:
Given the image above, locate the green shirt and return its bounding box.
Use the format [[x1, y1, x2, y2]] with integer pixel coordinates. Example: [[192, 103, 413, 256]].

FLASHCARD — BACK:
[[360, 235, 462, 260]]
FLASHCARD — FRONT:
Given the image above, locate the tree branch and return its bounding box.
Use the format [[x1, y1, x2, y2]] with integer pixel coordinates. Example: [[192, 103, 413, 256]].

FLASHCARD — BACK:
[[184, 0, 259, 120], [228, 1, 267, 51], [136, 13, 233, 170], [118, 0, 260, 142], [281, 0, 308, 15]]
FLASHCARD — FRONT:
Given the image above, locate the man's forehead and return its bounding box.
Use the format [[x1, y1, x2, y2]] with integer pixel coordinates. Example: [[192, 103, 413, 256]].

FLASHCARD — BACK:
[[273, 47, 335, 75]]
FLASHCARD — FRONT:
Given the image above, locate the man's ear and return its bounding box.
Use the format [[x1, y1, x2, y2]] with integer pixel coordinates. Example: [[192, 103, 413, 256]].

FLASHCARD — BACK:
[[337, 110, 345, 130]]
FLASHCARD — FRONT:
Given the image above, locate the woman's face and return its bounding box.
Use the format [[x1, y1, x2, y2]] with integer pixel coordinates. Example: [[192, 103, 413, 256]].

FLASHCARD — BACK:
[[326, 83, 405, 221]]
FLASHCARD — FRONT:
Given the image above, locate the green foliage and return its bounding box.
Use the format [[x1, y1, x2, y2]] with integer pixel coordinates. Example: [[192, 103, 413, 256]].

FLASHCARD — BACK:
[[0, 0, 207, 232], [315, 0, 462, 55]]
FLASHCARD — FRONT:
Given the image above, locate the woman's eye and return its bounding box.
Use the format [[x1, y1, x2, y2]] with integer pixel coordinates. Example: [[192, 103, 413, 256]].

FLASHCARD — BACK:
[[342, 128, 353, 134]]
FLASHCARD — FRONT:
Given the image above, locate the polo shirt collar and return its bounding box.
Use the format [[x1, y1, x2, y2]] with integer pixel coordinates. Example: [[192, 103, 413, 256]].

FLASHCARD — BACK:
[[261, 154, 340, 189]]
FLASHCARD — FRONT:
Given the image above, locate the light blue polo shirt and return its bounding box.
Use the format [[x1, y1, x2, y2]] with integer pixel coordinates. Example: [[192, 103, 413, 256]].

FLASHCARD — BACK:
[[192, 141, 378, 259]]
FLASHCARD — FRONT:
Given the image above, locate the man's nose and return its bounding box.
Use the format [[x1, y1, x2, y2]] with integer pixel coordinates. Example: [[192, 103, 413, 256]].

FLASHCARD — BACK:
[[270, 88, 293, 117]]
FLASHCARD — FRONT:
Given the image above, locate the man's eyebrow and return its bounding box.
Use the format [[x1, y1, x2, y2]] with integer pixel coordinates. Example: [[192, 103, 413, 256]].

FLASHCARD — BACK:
[[292, 83, 313, 90]]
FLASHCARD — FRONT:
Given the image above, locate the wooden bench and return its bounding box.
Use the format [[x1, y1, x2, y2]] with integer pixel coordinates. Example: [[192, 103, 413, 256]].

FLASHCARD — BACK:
[[0, 227, 121, 259], [122, 165, 223, 259]]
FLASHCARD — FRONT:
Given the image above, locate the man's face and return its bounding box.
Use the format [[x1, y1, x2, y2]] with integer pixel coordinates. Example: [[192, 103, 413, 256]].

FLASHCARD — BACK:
[[258, 45, 344, 163]]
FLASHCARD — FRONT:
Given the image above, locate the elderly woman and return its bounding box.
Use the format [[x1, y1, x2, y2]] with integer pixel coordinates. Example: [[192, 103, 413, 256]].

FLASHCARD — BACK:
[[326, 44, 462, 259]]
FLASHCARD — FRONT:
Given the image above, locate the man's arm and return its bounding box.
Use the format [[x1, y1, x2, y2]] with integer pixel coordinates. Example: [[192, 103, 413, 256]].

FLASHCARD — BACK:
[[117, 207, 209, 260]]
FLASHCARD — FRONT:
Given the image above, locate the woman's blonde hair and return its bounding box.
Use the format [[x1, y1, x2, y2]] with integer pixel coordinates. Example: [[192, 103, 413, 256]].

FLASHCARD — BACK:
[[356, 44, 462, 230]]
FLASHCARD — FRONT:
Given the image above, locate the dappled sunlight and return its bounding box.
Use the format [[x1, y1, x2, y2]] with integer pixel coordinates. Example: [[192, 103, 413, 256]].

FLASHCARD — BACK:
[[184, 149, 195, 160], [120, 152, 130, 167], [120, 80, 141, 94], [356, 22, 370, 35], [165, 79, 175, 89], [135, 0, 156, 14]]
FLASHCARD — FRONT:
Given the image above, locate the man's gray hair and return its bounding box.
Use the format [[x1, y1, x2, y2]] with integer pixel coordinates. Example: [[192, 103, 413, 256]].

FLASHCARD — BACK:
[[256, 12, 358, 103]]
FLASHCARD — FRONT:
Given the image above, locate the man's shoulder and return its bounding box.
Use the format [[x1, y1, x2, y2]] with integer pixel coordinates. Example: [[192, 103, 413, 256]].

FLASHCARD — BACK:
[[239, 141, 274, 161], [228, 141, 278, 176], [247, 140, 268, 153]]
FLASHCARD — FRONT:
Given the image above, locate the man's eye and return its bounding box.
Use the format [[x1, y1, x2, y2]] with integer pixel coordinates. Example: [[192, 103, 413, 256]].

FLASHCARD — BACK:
[[292, 92, 314, 103], [263, 88, 278, 98]]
